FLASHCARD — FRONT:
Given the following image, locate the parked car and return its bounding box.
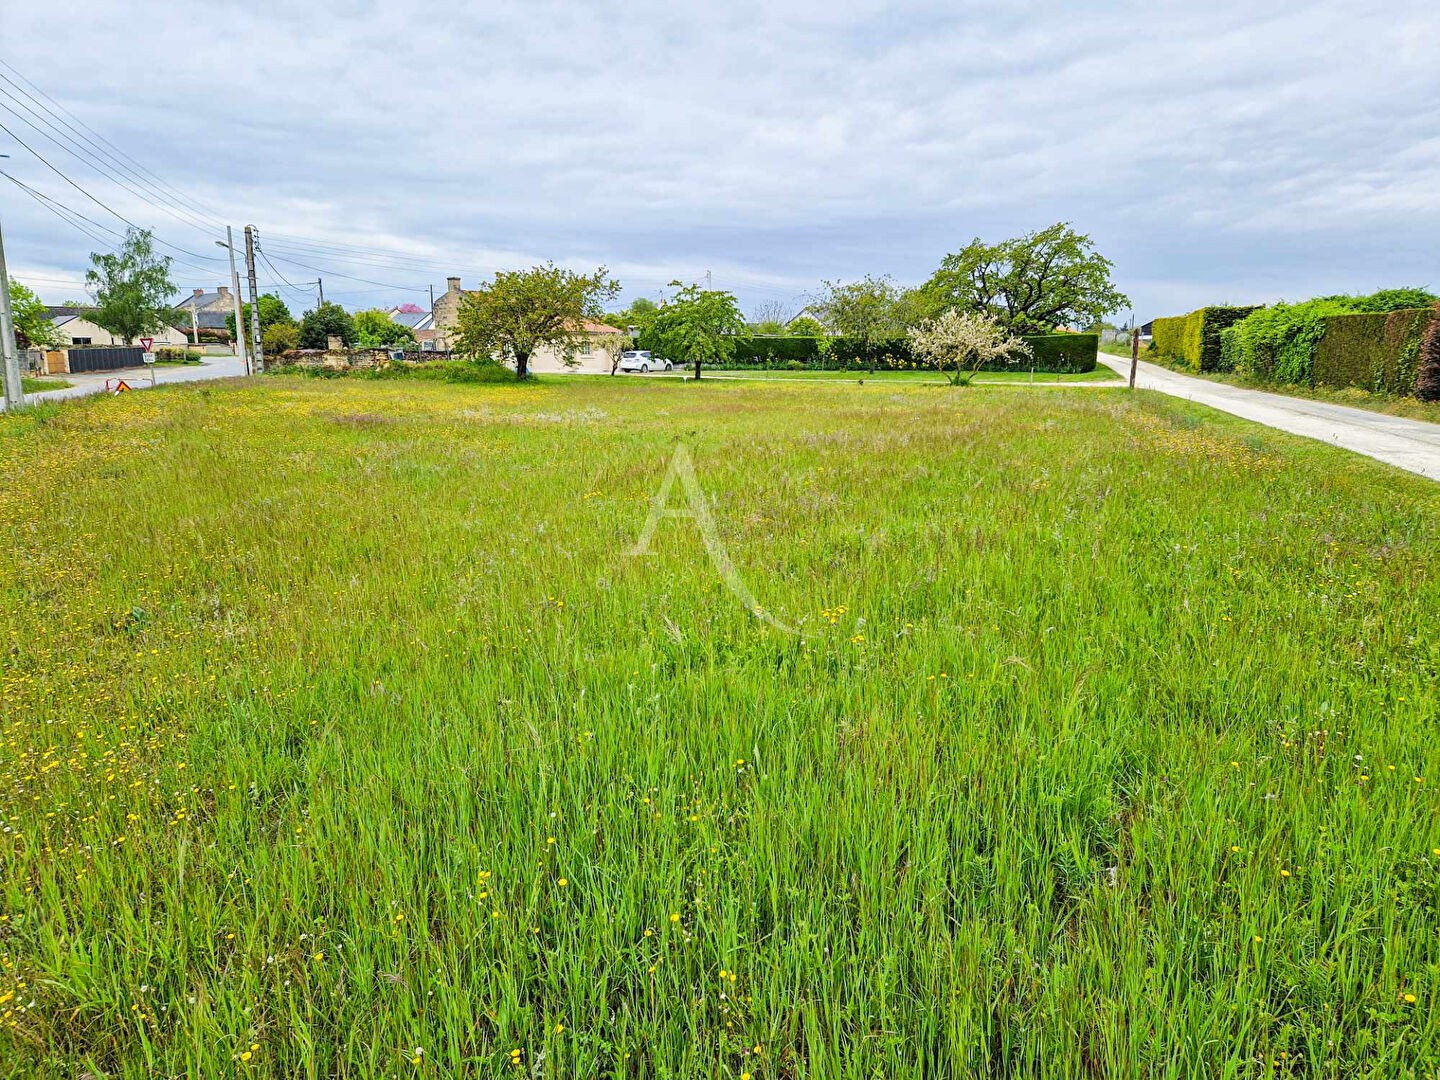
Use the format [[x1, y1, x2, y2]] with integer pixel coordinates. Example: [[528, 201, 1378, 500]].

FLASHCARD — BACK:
[[618, 350, 673, 373]]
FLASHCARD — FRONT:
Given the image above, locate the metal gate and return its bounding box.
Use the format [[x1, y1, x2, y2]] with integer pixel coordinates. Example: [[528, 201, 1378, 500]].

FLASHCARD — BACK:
[[66, 347, 145, 373]]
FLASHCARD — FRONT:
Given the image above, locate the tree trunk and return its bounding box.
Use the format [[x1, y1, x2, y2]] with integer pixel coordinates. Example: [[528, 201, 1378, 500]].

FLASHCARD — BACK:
[[515, 350, 530, 380], [694, 356, 702, 380]]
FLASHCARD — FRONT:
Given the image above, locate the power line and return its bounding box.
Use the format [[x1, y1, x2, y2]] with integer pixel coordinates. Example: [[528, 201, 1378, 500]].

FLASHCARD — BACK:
[[0, 170, 230, 279], [0, 119, 228, 267], [0, 82, 223, 236], [0, 59, 229, 228]]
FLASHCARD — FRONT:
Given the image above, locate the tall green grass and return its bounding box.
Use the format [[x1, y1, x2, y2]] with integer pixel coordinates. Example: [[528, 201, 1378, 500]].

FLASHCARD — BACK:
[[1, 376, 1438, 1077]]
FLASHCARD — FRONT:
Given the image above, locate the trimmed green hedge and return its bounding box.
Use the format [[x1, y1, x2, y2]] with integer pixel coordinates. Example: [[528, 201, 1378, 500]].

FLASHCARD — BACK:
[[730, 336, 823, 365], [1151, 307, 1259, 372], [1020, 333, 1099, 373], [1313, 308, 1436, 393], [708, 333, 1097, 373]]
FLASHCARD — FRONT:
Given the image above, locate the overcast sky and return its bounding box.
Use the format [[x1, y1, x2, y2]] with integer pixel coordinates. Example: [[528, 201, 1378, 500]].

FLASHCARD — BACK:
[[2, 0, 1437, 322]]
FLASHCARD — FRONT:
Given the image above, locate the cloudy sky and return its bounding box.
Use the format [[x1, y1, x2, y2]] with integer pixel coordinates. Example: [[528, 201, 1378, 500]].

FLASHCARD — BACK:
[[2, 0, 1437, 322]]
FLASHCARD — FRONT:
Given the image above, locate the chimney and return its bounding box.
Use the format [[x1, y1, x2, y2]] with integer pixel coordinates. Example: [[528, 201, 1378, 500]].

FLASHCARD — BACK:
[[447, 276, 461, 294], [217, 286, 231, 299], [193, 287, 204, 298]]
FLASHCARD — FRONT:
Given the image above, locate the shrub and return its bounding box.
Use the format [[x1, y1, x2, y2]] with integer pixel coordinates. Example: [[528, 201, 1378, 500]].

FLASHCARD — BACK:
[[1349, 288, 1436, 313], [1151, 307, 1259, 372], [1223, 298, 1357, 384], [730, 336, 823, 365], [264, 323, 300, 354], [1313, 308, 1436, 393], [1018, 333, 1098, 374]]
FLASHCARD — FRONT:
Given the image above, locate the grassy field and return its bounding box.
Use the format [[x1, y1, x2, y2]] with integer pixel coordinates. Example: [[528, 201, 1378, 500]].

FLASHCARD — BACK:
[[2, 375, 1439, 1077], [20, 377, 72, 394]]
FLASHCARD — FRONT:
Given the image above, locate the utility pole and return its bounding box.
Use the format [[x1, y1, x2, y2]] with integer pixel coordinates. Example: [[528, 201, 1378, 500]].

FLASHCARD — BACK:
[[188, 302, 199, 346], [317, 278, 324, 306], [218, 228, 248, 374], [243, 225, 264, 373], [1129, 326, 1139, 390], [705, 269, 712, 291], [428, 283, 435, 319], [0, 215, 24, 411]]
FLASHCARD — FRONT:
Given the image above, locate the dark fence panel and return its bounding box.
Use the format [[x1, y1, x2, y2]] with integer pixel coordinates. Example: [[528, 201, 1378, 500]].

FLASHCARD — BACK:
[[67, 347, 145, 373]]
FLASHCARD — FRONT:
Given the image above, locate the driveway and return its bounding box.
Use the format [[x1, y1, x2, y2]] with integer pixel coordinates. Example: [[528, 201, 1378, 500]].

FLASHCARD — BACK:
[[26, 354, 249, 404], [1097, 353, 1440, 482]]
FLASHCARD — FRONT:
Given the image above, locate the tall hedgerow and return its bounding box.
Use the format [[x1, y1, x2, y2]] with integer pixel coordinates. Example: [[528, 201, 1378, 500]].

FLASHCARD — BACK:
[[1414, 304, 1440, 401]]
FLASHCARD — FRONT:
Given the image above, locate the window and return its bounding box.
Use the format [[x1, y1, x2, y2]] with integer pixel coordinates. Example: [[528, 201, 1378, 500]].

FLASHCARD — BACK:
[[71, 337, 92, 345], [580, 342, 593, 356]]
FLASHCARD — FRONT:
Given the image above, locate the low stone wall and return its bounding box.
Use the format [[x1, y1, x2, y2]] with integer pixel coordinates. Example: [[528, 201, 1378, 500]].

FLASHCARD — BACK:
[[272, 349, 457, 370]]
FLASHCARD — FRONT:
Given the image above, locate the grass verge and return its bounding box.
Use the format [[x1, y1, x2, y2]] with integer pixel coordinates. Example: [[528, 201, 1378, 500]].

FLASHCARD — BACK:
[[2, 376, 1438, 1076]]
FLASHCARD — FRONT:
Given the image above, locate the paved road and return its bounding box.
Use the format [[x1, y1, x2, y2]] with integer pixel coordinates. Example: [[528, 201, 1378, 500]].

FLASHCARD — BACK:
[[1096, 352, 1440, 482], [26, 354, 248, 404]]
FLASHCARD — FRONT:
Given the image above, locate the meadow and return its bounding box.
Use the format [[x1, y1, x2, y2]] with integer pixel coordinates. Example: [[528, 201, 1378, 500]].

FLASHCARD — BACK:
[[1, 374, 1439, 1077]]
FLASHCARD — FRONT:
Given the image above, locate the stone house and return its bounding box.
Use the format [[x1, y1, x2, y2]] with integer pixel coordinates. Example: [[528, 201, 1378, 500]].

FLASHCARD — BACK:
[[46, 307, 190, 347], [429, 277, 626, 368]]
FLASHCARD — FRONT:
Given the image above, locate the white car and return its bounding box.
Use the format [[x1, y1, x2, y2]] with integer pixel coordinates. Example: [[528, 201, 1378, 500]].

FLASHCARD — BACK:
[[617, 350, 673, 373]]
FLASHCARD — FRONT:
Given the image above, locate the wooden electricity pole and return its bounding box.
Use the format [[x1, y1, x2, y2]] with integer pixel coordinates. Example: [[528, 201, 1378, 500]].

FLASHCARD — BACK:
[[1129, 327, 1139, 389]]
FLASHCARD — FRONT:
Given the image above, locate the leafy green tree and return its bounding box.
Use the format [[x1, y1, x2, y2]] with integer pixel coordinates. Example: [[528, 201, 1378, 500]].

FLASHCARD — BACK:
[[353, 309, 417, 347], [298, 302, 356, 349], [919, 222, 1128, 333], [649, 283, 747, 379], [226, 293, 295, 339], [84, 228, 177, 344], [263, 322, 299, 355], [808, 276, 906, 370], [8, 280, 59, 349], [786, 315, 826, 337], [455, 263, 619, 379]]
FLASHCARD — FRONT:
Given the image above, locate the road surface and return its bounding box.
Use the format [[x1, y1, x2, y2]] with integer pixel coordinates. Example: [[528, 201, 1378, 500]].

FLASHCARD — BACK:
[[26, 354, 248, 404], [1097, 352, 1440, 482]]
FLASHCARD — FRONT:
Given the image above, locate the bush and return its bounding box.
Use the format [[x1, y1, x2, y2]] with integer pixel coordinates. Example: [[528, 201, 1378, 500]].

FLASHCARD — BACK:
[[1151, 307, 1259, 372], [1313, 308, 1436, 393], [1016, 333, 1098, 373], [154, 347, 203, 362], [730, 336, 823, 365], [1349, 288, 1436, 313], [1222, 298, 1357, 384], [264, 323, 300, 354]]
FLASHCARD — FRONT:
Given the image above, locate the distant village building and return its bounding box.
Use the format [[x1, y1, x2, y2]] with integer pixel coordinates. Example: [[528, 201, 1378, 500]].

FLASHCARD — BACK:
[[45, 306, 189, 347], [174, 286, 239, 338], [429, 276, 625, 367]]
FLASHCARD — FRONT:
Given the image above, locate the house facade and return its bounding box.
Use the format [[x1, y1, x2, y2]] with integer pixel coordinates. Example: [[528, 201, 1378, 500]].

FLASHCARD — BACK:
[[47, 308, 190, 348], [429, 277, 626, 367]]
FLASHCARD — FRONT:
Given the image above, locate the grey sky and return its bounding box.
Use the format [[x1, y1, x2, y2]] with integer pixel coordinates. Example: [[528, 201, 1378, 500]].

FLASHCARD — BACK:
[[2, 0, 1437, 322]]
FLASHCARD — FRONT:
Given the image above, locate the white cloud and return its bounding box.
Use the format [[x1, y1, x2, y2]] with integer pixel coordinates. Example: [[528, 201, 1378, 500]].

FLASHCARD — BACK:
[[1, 0, 1436, 318]]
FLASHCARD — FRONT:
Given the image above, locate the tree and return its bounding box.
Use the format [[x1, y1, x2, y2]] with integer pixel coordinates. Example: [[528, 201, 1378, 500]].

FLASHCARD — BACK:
[[455, 263, 619, 379], [353, 308, 417, 347], [263, 323, 299, 355], [649, 283, 747, 380], [298, 302, 356, 349], [919, 223, 1128, 334], [907, 309, 1031, 386], [84, 228, 176, 344], [786, 315, 826, 337], [589, 330, 631, 375], [808, 276, 905, 370], [748, 299, 796, 335], [226, 293, 295, 339], [8, 280, 58, 349]]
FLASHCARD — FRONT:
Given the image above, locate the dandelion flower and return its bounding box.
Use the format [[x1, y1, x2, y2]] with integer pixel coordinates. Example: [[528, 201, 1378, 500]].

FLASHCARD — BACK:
[[557, 878, 568, 887], [670, 913, 680, 923]]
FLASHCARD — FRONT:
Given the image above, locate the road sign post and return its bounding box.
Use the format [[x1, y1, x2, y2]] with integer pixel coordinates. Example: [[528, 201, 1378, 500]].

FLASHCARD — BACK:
[[141, 338, 156, 386]]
